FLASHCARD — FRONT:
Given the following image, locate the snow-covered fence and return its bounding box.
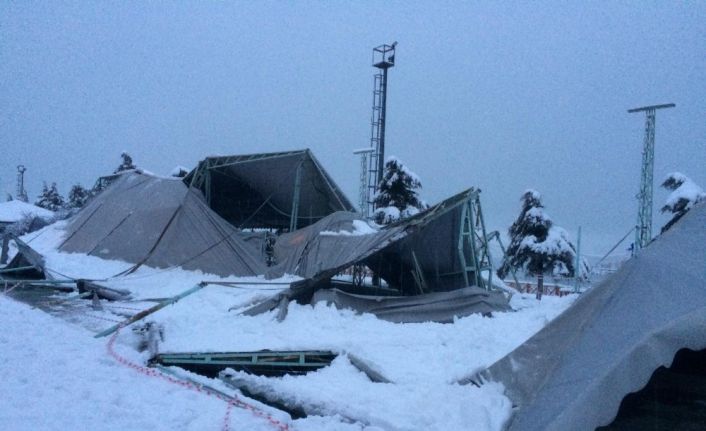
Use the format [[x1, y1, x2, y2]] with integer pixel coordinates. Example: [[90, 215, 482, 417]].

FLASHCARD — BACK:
[[504, 279, 580, 297]]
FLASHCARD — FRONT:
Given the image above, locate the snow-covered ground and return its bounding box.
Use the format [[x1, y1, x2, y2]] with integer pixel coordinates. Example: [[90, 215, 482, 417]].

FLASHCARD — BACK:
[[0, 222, 577, 430]]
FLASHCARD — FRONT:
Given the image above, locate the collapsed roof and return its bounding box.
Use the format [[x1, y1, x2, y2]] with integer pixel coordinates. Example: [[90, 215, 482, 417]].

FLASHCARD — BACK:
[[185, 149, 355, 230], [244, 188, 496, 315], [59, 172, 266, 278], [269, 188, 492, 291], [312, 286, 511, 324], [472, 201, 706, 431], [56, 164, 495, 300]]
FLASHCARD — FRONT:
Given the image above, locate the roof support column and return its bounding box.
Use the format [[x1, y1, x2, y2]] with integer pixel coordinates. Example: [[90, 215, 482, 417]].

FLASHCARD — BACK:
[[289, 161, 303, 232], [458, 202, 471, 288], [205, 169, 212, 206], [471, 196, 493, 290]]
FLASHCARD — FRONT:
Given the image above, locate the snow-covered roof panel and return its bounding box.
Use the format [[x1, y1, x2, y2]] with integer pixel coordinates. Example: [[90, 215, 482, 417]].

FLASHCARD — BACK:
[[60, 171, 266, 277], [476, 201, 706, 431]]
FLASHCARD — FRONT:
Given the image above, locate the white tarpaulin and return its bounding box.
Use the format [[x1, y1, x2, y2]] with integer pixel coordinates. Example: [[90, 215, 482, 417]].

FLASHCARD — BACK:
[[473, 201, 706, 431]]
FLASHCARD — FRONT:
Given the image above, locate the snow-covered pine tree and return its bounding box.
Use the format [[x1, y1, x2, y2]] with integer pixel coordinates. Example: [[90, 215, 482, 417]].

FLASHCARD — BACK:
[[660, 172, 705, 233], [68, 184, 90, 209], [372, 157, 428, 224], [114, 152, 136, 174], [35, 182, 65, 212], [498, 190, 578, 285]]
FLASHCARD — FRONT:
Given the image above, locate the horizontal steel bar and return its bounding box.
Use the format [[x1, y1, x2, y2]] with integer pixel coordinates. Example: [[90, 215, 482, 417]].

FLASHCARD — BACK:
[[158, 359, 329, 367], [159, 351, 334, 359], [94, 283, 206, 338], [0, 279, 76, 284], [627, 103, 675, 113], [0, 266, 36, 273], [203, 281, 293, 287]]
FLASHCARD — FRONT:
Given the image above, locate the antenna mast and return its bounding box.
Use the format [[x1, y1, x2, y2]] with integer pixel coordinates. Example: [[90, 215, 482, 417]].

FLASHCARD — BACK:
[[366, 42, 397, 217], [627, 103, 675, 254]]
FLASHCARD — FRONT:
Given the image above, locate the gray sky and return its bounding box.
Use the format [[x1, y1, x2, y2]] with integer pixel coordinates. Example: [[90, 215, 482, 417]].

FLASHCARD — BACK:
[[2, 2, 704, 255]]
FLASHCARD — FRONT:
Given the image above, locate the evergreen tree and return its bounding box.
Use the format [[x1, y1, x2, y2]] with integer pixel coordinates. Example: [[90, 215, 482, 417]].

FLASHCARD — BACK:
[[372, 157, 428, 224], [660, 172, 705, 233], [35, 182, 65, 212], [114, 152, 136, 174], [68, 184, 90, 209], [498, 190, 577, 282]]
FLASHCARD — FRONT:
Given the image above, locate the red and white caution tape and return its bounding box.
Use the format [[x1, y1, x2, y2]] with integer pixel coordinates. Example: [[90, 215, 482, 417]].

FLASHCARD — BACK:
[[107, 326, 289, 431]]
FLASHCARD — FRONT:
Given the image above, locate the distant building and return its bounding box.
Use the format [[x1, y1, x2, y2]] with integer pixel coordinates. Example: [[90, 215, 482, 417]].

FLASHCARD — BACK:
[[0, 200, 54, 234]]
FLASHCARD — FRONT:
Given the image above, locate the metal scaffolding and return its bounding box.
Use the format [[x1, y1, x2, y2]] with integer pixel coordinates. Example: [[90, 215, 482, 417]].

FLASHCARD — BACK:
[[627, 103, 675, 254], [458, 192, 493, 290]]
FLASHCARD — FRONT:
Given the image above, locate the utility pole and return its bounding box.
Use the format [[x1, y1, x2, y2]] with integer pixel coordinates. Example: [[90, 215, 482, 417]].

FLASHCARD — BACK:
[[16, 165, 28, 202], [627, 103, 675, 255], [574, 226, 582, 293], [367, 42, 396, 215]]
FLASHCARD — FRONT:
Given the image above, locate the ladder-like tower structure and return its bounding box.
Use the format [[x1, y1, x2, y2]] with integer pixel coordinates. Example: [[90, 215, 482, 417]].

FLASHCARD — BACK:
[[627, 103, 675, 254], [16, 165, 28, 202], [366, 42, 396, 217]]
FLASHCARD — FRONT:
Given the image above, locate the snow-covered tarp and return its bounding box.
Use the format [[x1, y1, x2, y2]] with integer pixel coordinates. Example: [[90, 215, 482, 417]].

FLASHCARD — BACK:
[[312, 286, 511, 323], [59, 171, 266, 278], [474, 201, 706, 431]]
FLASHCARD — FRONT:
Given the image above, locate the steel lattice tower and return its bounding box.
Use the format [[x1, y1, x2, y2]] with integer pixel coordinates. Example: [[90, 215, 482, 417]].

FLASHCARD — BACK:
[[366, 42, 396, 217], [354, 148, 374, 216], [628, 103, 675, 254]]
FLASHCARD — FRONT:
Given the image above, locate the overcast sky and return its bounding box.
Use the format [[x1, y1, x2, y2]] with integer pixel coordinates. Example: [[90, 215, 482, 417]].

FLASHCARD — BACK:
[[2, 2, 704, 255]]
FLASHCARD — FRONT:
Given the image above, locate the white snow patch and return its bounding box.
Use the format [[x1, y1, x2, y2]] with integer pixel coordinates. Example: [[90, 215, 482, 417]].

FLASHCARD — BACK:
[[519, 225, 573, 256], [0, 200, 54, 223], [320, 220, 378, 236], [663, 172, 706, 210], [17, 220, 298, 300], [523, 189, 541, 200], [170, 165, 190, 177], [0, 295, 285, 431]]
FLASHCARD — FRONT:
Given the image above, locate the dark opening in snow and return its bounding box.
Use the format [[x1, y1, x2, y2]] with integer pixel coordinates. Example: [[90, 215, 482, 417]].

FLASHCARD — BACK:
[[599, 348, 706, 430], [149, 350, 337, 378]]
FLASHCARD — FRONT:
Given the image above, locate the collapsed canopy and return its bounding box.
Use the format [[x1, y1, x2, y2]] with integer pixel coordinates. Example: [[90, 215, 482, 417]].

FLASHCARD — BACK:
[[243, 188, 506, 321], [59, 172, 266, 278], [473, 201, 706, 431], [266, 188, 493, 294], [186, 149, 355, 230]]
